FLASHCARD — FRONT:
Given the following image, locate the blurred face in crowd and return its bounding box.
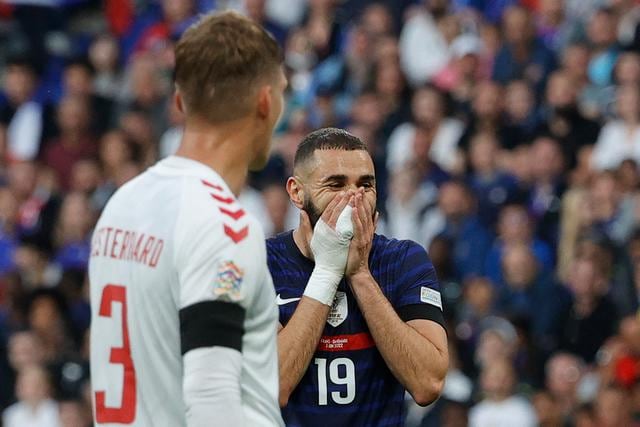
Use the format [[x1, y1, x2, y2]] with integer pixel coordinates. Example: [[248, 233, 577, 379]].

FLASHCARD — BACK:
[[4, 64, 37, 106], [546, 72, 577, 109], [130, 55, 165, 105], [619, 315, 640, 355], [361, 3, 393, 38], [473, 81, 503, 119], [567, 258, 605, 302], [292, 148, 376, 226], [70, 160, 101, 193], [16, 364, 52, 404], [498, 206, 532, 243], [463, 277, 494, 317], [438, 182, 471, 220], [546, 353, 582, 398], [562, 44, 590, 80], [389, 166, 420, 204], [501, 243, 538, 289], [588, 10, 616, 48], [162, 0, 194, 24], [480, 358, 515, 400], [475, 327, 516, 369], [412, 87, 444, 128], [530, 137, 564, 182], [29, 295, 63, 336], [469, 132, 498, 174], [505, 81, 533, 122], [502, 6, 533, 46], [589, 172, 620, 220], [616, 53, 640, 85], [57, 95, 91, 135], [351, 93, 384, 130], [616, 159, 640, 192], [244, 0, 266, 22], [373, 36, 399, 64], [89, 34, 119, 73], [539, 0, 563, 22], [99, 130, 132, 172], [58, 192, 95, 241], [616, 84, 640, 122], [8, 331, 45, 371], [375, 60, 405, 99], [64, 64, 93, 97]]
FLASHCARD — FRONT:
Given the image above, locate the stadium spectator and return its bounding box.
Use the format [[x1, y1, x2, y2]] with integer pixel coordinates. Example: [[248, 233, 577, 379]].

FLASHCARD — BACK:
[[466, 133, 521, 226], [557, 256, 618, 363], [2, 363, 61, 427], [387, 86, 464, 175], [43, 96, 96, 190], [592, 83, 640, 170], [469, 357, 538, 427], [423, 180, 492, 279]]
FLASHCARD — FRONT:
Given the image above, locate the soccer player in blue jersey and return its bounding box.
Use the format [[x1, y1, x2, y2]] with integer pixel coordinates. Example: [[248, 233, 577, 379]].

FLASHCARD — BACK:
[[267, 128, 449, 426]]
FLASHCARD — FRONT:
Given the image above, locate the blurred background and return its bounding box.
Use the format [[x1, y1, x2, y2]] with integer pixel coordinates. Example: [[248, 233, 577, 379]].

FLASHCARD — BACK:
[[1, 0, 640, 426]]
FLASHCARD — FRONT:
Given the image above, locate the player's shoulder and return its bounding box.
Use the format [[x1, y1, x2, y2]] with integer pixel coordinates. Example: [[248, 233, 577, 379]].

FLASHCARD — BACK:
[[371, 234, 426, 258], [266, 230, 291, 253]]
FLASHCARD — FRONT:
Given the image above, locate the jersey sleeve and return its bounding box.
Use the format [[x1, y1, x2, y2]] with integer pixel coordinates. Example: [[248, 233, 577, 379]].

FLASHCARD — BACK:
[[393, 241, 446, 329], [174, 182, 268, 355]]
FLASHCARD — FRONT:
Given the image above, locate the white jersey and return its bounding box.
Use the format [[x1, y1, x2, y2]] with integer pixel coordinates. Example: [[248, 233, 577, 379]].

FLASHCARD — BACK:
[[89, 156, 282, 426]]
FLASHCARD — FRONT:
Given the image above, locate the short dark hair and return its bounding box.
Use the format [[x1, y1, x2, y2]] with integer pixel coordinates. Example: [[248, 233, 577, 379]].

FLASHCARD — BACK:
[[174, 11, 283, 123], [293, 128, 368, 171]]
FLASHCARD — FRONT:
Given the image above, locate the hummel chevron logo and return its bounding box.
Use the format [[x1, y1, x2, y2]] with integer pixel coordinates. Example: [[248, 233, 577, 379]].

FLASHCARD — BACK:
[[219, 207, 245, 221], [276, 294, 301, 305], [211, 194, 235, 204], [201, 179, 224, 191], [224, 224, 248, 243]]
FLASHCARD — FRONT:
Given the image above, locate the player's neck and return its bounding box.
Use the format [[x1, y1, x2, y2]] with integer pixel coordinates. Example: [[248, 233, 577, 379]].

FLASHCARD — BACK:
[[292, 226, 313, 260], [175, 118, 253, 196]]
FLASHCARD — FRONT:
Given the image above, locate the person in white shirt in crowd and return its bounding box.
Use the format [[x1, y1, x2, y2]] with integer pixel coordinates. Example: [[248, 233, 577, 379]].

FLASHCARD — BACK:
[[387, 86, 464, 175], [592, 82, 640, 170], [2, 364, 62, 427], [469, 357, 538, 427]]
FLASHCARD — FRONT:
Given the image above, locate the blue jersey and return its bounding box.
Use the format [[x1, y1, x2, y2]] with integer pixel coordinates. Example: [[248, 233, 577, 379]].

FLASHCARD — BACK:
[[267, 231, 445, 427]]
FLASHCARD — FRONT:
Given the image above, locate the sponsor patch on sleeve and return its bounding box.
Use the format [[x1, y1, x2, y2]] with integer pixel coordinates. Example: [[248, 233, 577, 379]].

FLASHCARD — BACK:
[[214, 261, 244, 301], [420, 287, 442, 310]]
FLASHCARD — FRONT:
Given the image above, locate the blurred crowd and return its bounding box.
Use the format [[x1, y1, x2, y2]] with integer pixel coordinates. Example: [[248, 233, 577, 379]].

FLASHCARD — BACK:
[[2, 0, 640, 426]]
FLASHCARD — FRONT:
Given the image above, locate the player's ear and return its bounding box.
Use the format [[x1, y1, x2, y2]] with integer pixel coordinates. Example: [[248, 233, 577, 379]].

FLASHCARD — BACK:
[[286, 176, 304, 209], [174, 89, 185, 115], [256, 84, 272, 120]]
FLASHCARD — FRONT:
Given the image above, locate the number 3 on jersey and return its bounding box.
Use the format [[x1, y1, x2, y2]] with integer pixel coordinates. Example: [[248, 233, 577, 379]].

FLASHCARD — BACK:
[[95, 284, 137, 424], [314, 358, 356, 405]]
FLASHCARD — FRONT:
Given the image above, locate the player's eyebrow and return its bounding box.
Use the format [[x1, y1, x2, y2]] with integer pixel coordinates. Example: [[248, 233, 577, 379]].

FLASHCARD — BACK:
[[321, 174, 348, 184], [357, 174, 376, 184]]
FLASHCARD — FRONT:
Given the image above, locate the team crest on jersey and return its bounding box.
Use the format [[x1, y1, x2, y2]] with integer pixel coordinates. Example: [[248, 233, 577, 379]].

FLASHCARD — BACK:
[[214, 261, 243, 301], [327, 291, 348, 327]]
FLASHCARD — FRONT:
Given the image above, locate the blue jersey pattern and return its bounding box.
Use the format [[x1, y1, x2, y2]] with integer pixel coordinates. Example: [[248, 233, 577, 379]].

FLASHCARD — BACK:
[[267, 231, 444, 427]]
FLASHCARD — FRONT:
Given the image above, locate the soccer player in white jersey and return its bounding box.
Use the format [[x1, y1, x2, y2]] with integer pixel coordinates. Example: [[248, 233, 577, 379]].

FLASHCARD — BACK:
[[89, 12, 287, 427]]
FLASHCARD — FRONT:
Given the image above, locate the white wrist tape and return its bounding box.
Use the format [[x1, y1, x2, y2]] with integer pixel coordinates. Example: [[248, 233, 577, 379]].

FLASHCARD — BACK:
[[304, 207, 353, 306], [336, 205, 354, 239]]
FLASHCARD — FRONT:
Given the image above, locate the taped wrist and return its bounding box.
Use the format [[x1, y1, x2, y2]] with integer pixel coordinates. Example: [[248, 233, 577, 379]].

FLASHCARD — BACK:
[[303, 266, 342, 306], [304, 208, 353, 306]]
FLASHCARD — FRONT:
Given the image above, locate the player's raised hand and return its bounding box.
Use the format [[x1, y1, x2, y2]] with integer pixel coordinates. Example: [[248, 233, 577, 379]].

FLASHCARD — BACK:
[[322, 190, 354, 231], [345, 189, 375, 279], [305, 191, 356, 306]]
